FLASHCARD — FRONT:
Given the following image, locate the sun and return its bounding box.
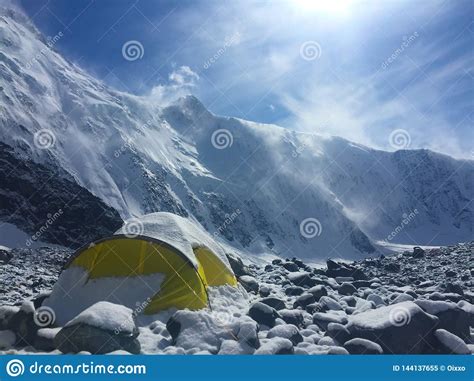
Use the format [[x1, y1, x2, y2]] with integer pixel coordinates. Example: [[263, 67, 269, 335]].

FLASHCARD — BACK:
[[293, 0, 355, 16]]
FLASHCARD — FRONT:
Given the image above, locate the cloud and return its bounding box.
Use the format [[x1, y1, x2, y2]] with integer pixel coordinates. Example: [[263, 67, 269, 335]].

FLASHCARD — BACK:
[[148, 65, 200, 106]]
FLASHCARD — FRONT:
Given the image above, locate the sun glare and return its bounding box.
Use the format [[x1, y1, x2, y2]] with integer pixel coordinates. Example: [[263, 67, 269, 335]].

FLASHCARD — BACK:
[[293, 0, 355, 16]]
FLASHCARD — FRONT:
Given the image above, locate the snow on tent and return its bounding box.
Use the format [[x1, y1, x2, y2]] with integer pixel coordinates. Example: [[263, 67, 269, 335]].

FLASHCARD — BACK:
[[44, 212, 237, 325]]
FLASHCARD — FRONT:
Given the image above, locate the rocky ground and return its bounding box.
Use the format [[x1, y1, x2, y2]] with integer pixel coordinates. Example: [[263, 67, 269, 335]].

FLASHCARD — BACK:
[[0, 242, 473, 354]]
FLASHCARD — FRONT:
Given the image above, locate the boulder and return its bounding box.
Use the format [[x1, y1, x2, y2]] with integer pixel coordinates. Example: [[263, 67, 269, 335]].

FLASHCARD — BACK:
[[259, 297, 286, 311], [7, 301, 38, 346], [415, 300, 470, 342], [346, 302, 439, 354], [55, 302, 140, 354], [259, 286, 271, 297], [384, 263, 400, 272], [236, 320, 260, 349], [0, 330, 15, 349], [0, 305, 19, 330], [267, 324, 303, 345], [433, 329, 470, 354], [225, 253, 251, 277], [238, 275, 259, 293], [166, 310, 238, 353], [278, 309, 305, 328], [326, 322, 351, 344], [344, 338, 383, 354], [218, 340, 255, 354], [339, 283, 357, 296], [34, 327, 60, 352], [282, 262, 299, 272], [412, 247, 425, 258], [287, 272, 317, 287], [312, 312, 348, 330], [307, 285, 328, 301], [284, 286, 305, 296], [326, 260, 367, 280], [293, 293, 316, 309], [255, 337, 294, 354], [248, 302, 279, 328], [319, 296, 343, 311]]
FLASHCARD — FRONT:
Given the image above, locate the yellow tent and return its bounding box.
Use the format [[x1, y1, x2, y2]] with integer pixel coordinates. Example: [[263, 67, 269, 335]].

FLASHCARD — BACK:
[[44, 213, 237, 325]]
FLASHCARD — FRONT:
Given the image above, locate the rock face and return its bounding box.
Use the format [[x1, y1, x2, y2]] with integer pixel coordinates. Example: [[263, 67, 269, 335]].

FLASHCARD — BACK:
[[346, 302, 439, 354], [54, 302, 140, 354]]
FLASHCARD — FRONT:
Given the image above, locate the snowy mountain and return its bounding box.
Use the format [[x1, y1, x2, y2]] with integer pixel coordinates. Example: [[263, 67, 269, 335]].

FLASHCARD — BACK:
[[0, 7, 472, 260]]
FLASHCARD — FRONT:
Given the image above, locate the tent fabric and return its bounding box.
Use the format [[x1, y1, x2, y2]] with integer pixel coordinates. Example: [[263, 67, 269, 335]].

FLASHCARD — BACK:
[[45, 213, 237, 321]]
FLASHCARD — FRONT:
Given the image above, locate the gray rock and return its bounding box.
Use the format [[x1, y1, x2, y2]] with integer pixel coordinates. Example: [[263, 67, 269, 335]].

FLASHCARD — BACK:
[[346, 302, 439, 354], [313, 312, 348, 330], [287, 272, 317, 287], [415, 299, 470, 342], [282, 262, 299, 272], [293, 293, 315, 309], [267, 324, 303, 345], [307, 285, 328, 301], [339, 283, 357, 296], [226, 253, 251, 277], [284, 286, 305, 296], [278, 309, 305, 328], [248, 302, 279, 328], [55, 323, 140, 354], [7, 301, 38, 346], [259, 297, 286, 311], [326, 322, 351, 344], [433, 329, 470, 354], [412, 247, 425, 258], [238, 275, 259, 293], [255, 337, 294, 354], [344, 338, 383, 354]]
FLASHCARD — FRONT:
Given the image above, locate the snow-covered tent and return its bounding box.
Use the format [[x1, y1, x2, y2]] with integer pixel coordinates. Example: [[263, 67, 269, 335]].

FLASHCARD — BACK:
[[44, 213, 237, 325]]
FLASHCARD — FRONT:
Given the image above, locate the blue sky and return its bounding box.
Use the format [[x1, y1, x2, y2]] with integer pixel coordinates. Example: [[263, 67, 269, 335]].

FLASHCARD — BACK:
[[16, 0, 474, 158]]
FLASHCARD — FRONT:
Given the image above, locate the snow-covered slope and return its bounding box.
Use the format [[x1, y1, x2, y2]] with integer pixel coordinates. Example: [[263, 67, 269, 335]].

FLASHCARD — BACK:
[[0, 7, 472, 260]]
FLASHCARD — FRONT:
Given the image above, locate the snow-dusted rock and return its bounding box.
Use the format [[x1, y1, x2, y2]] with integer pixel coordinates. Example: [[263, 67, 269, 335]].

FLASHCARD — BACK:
[[267, 324, 303, 345], [312, 312, 348, 330], [248, 302, 279, 328], [255, 337, 294, 354], [344, 338, 383, 354], [278, 309, 305, 328], [259, 297, 286, 311], [166, 310, 234, 353], [238, 275, 259, 293], [366, 294, 385, 306], [339, 283, 357, 296], [7, 301, 38, 346], [34, 327, 61, 351], [218, 340, 255, 354], [346, 301, 438, 354], [391, 293, 414, 304], [236, 320, 260, 349], [319, 296, 343, 311], [293, 293, 316, 309], [326, 323, 351, 344], [415, 300, 470, 341], [0, 305, 19, 329], [307, 285, 328, 301], [434, 329, 470, 354], [0, 330, 15, 349], [55, 302, 140, 354]]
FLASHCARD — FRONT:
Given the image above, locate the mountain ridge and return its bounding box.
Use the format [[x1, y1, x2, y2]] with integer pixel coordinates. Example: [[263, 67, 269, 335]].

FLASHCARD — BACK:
[[0, 7, 472, 260]]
